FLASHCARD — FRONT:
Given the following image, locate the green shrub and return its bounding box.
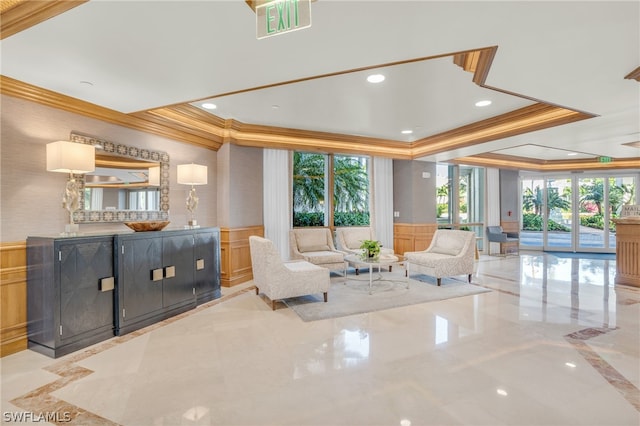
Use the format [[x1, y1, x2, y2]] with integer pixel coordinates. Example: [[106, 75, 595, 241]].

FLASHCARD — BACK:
[[334, 211, 370, 226], [522, 213, 570, 232], [293, 212, 324, 227]]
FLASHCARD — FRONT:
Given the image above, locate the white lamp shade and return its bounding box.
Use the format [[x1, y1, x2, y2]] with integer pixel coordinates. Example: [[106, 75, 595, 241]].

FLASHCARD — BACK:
[[148, 165, 161, 186], [177, 163, 208, 185], [46, 141, 95, 174]]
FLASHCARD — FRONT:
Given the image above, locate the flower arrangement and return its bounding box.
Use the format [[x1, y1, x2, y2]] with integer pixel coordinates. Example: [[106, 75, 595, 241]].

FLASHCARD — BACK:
[[359, 239, 381, 258]]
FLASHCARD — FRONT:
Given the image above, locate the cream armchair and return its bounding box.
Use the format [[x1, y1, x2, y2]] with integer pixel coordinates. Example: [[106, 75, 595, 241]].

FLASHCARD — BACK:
[[335, 227, 394, 274], [404, 229, 476, 286], [289, 228, 347, 276], [249, 236, 330, 310]]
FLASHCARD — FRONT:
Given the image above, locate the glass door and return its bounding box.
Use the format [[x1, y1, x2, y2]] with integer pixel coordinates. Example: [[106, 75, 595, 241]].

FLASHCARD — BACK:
[[544, 178, 572, 251], [578, 177, 607, 249]]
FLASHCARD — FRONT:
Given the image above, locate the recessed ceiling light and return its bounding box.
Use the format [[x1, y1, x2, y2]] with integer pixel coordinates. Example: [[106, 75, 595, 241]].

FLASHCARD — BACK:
[[401, 130, 413, 134], [201, 103, 217, 110], [367, 74, 385, 83], [272, 105, 280, 109], [567, 152, 578, 156], [565, 362, 577, 368], [475, 100, 492, 107], [79, 81, 94, 86], [496, 388, 508, 396]]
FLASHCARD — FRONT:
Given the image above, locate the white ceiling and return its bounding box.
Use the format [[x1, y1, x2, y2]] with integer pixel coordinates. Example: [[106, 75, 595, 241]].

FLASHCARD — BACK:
[[1, 0, 639, 164]]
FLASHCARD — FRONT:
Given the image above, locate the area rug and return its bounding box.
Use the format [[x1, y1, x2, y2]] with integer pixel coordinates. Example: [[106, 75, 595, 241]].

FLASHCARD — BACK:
[[284, 272, 491, 321]]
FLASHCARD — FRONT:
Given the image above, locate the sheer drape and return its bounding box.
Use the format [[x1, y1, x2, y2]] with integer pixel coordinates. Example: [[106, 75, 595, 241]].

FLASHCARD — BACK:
[[372, 157, 394, 249], [90, 188, 103, 210], [486, 167, 501, 254], [263, 149, 291, 260]]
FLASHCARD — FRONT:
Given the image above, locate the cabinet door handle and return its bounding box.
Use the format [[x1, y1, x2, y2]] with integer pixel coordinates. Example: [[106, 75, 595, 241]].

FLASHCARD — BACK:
[[151, 268, 164, 282], [99, 277, 115, 292], [196, 259, 205, 271], [164, 265, 176, 278]]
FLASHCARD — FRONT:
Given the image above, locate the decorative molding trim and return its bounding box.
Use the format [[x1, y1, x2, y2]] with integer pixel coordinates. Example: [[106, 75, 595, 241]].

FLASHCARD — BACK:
[[0, 0, 87, 40], [451, 153, 640, 172], [0, 241, 27, 357], [410, 103, 592, 158], [0, 76, 221, 150], [219, 226, 264, 287], [624, 66, 640, 82]]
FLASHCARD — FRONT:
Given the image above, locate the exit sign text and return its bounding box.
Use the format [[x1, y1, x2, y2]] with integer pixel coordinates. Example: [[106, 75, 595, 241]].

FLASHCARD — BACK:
[[256, 0, 311, 39]]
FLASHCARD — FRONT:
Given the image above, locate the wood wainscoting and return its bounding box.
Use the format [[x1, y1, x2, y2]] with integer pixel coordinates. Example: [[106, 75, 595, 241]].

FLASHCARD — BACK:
[[220, 226, 264, 287], [393, 223, 439, 255], [1, 241, 27, 357]]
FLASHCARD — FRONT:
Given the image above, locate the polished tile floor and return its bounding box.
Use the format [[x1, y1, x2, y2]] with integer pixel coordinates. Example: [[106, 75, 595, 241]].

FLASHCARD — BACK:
[[2, 252, 639, 425]]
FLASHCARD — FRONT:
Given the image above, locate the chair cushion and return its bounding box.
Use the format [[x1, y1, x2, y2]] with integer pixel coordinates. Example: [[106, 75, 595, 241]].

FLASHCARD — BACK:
[[299, 244, 331, 253], [342, 228, 371, 249], [428, 246, 460, 256], [295, 230, 328, 251], [303, 250, 344, 264]]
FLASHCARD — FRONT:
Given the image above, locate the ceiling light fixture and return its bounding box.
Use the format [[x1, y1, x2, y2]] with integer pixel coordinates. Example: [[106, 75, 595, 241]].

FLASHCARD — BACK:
[[401, 130, 413, 134], [201, 103, 217, 110], [475, 100, 492, 107], [567, 152, 578, 156], [367, 74, 385, 83]]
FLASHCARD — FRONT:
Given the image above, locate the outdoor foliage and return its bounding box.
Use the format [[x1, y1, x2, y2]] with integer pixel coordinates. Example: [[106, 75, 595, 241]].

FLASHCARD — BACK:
[[292, 152, 369, 227], [522, 213, 570, 232]]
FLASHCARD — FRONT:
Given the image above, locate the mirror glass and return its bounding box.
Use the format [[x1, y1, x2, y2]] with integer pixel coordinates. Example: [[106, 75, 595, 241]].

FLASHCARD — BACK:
[[70, 132, 170, 223]]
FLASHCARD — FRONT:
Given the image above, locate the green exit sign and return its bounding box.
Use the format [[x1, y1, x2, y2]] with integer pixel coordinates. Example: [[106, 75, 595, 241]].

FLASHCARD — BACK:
[[598, 156, 613, 163], [256, 0, 311, 39]]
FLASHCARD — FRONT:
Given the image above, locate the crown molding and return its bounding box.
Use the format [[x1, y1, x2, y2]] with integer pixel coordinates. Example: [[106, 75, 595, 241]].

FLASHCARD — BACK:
[[624, 66, 640, 82], [451, 153, 640, 172], [0, 0, 87, 40]]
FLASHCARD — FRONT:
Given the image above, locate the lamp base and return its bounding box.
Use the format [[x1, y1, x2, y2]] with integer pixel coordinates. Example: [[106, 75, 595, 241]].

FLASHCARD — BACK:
[[63, 223, 79, 236]]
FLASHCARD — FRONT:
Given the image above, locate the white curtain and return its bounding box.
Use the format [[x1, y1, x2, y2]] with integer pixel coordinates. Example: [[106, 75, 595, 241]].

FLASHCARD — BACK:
[[90, 188, 103, 210], [263, 149, 291, 260], [372, 157, 394, 249], [486, 167, 501, 253]]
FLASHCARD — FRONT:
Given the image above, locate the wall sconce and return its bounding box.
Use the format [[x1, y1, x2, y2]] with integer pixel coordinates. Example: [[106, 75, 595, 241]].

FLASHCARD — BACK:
[[177, 163, 207, 227], [46, 141, 95, 235]]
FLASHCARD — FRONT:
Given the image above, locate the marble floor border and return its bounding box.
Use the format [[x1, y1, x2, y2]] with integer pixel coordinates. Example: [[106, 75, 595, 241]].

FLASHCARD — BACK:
[[9, 287, 255, 425], [8, 277, 640, 423]]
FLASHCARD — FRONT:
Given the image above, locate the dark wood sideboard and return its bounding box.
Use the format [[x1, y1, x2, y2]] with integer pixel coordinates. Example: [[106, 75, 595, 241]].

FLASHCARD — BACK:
[[27, 227, 221, 358]]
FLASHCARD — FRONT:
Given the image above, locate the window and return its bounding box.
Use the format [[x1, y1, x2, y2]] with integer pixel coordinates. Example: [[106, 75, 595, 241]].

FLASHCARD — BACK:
[[292, 152, 370, 227]]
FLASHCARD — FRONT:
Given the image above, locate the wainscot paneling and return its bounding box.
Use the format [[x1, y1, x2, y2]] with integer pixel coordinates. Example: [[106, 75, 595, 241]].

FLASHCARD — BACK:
[[393, 223, 438, 255], [1, 241, 27, 356], [220, 226, 264, 287]]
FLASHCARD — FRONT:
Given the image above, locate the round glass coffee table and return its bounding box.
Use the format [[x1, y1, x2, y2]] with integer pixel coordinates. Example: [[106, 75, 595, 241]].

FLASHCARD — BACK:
[[344, 254, 408, 295]]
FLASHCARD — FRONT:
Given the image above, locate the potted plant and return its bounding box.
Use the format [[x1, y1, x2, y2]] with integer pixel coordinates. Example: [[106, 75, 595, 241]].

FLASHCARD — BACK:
[[360, 239, 381, 258]]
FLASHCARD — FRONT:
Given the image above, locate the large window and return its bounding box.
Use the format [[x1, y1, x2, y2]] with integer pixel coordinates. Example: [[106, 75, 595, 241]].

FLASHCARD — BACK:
[[436, 163, 485, 247], [292, 152, 370, 227]]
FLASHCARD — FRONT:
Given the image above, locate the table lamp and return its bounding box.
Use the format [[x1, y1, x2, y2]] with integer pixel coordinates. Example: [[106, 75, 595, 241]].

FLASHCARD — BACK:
[[46, 141, 95, 235], [177, 163, 207, 227]]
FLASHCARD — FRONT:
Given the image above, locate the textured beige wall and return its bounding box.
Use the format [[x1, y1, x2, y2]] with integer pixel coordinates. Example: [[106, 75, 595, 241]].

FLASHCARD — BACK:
[[0, 95, 218, 242], [216, 144, 263, 228]]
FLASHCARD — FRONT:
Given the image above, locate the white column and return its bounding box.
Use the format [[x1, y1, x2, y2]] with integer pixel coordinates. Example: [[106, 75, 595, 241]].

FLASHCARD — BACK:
[[486, 167, 501, 254], [372, 157, 394, 249]]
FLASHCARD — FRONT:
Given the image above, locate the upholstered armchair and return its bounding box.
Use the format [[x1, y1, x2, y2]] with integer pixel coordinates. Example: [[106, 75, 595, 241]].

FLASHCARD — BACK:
[[289, 228, 347, 276], [404, 229, 476, 286], [335, 227, 394, 274], [486, 226, 519, 255], [249, 236, 330, 310]]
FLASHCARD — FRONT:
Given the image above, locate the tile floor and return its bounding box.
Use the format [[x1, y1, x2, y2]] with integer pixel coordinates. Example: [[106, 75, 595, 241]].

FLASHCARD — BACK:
[[1, 252, 639, 425]]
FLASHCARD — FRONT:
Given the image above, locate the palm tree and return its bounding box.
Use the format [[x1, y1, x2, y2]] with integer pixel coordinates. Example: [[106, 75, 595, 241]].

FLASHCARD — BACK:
[[579, 179, 604, 215], [292, 152, 369, 219], [292, 152, 325, 213], [523, 186, 543, 215]]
